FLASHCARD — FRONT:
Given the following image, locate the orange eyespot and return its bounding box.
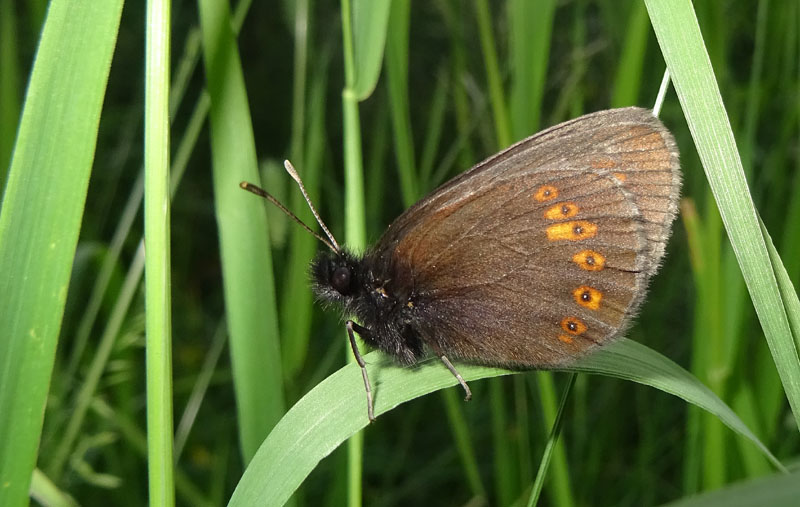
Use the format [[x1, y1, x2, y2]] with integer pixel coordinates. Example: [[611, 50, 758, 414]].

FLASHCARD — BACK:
[[544, 202, 579, 220], [572, 250, 605, 271], [534, 185, 558, 202], [573, 286, 602, 310], [561, 317, 587, 335], [558, 335, 574, 344], [546, 221, 597, 241]]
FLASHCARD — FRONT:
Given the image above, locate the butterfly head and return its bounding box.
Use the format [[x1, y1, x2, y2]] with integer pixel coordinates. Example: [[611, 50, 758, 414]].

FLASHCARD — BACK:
[[311, 249, 399, 332], [311, 250, 364, 304]]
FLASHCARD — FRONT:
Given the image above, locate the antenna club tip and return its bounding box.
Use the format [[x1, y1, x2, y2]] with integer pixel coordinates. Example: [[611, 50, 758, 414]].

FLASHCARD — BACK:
[[283, 160, 301, 181], [239, 181, 250, 190]]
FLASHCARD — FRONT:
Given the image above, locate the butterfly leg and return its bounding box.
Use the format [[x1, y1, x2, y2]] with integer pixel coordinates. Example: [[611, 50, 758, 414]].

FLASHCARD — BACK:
[[346, 320, 375, 422], [438, 354, 472, 402]]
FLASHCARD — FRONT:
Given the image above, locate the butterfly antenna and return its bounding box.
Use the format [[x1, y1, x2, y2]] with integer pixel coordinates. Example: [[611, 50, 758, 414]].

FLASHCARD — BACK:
[[239, 180, 339, 253], [282, 160, 341, 252]]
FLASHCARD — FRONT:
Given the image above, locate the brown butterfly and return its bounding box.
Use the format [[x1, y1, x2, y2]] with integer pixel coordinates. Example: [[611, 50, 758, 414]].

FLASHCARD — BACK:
[[242, 107, 680, 421]]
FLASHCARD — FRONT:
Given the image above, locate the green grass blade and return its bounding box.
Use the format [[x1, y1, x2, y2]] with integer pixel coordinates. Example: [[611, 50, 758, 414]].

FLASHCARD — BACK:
[[227, 339, 782, 506], [418, 70, 449, 188], [385, 0, 419, 207], [282, 46, 329, 380], [611, 1, 649, 108], [534, 372, 575, 507], [342, 0, 375, 503], [526, 373, 576, 507], [437, 0, 475, 169], [509, 0, 555, 137], [680, 198, 706, 492], [198, 0, 285, 463], [47, 90, 211, 484], [440, 388, 487, 500], [760, 217, 800, 353], [352, 0, 391, 100], [29, 468, 79, 507], [645, 0, 800, 430], [174, 322, 227, 461], [0, 1, 123, 504], [489, 377, 514, 506], [144, 0, 175, 503], [474, 0, 511, 147], [64, 0, 250, 382], [731, 385, 772, 477], [280, 0, 315, 380], [288, 0, 308, 170]]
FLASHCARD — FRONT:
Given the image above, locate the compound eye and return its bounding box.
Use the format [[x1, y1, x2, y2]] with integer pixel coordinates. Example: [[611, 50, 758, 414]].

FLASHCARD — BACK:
[[331, 266, 351, 294]]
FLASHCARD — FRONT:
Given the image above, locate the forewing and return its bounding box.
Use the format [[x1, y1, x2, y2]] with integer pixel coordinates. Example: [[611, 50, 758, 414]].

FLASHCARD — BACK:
[[380, 107, 679, 274]]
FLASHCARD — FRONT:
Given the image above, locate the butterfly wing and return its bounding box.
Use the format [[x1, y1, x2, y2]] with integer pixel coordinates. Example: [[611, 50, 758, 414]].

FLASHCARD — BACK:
[[376, 107, 680, 367]]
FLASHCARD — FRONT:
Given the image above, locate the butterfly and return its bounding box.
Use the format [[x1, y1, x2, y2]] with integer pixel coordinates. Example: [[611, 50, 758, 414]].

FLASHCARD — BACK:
[[242, 107, 680, 421]]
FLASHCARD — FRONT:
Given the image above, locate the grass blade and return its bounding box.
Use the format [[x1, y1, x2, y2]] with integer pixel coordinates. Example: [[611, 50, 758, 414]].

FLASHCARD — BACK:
[[198, 0, 285, 463], [645, 0, 800, 430], [228, 339, 783, 506], [385, 0, 419, 207], [760, 217, 800, 354], [611, 1, 649, 108], [0, 2, 123, 504], [509, 0, 556, 137], [351, 0, 392, 100], [144, 0, 175, 503], [526, 373, 576, 507], [474, 0, 511, 147]]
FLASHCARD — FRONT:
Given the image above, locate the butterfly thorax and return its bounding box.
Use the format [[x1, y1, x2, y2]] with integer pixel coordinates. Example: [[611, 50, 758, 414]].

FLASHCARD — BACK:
[[310, 250, 424, 364]]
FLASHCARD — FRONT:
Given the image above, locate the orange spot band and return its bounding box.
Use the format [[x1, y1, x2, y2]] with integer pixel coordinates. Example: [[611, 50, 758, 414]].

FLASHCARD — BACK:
[[574, 286, 602, 310], [534, 185, 558, 202], [572, 250, 605, 271], [561, 317, 587, 335], [544, 202, 579, 220], [546, 221, 597, 241]]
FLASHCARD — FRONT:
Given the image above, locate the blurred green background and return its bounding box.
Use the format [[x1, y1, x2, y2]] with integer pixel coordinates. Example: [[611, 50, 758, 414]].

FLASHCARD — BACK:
[[1, 0, 799, 505]]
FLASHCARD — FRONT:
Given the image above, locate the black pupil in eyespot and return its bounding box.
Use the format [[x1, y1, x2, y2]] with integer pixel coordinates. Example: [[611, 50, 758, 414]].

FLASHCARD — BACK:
[[332, 266, 351, 293]]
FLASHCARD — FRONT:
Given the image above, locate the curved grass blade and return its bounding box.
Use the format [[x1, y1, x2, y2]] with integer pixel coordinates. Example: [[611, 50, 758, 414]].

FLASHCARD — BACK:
[[227, 338, 782, 506]]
